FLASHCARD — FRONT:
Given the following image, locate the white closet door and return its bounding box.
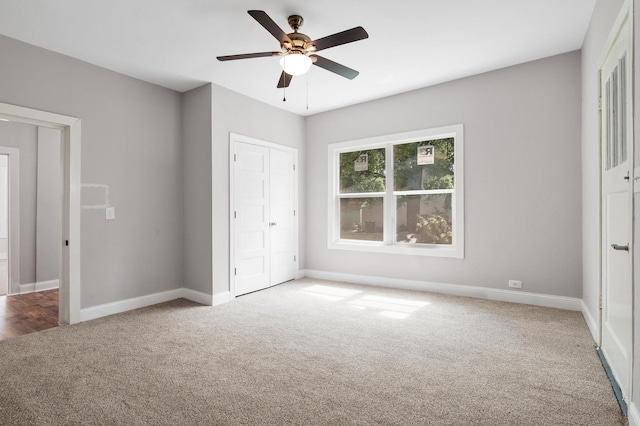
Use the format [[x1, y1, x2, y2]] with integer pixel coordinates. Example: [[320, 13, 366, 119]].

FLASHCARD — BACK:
[[234, 142, 270, 296], [269, 148, 295, 285], [234, 141, 295, 296]]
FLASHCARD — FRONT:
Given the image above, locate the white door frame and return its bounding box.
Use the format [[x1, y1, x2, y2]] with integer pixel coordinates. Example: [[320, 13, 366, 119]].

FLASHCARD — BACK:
[[0, 147, 20, 295], [598, 0, 634, 401], [229, 133, 299, 299], [0, 102, 81, 324]]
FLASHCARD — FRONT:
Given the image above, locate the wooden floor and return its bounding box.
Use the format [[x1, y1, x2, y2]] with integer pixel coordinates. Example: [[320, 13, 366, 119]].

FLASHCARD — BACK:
[[0, 290, 58, 341]]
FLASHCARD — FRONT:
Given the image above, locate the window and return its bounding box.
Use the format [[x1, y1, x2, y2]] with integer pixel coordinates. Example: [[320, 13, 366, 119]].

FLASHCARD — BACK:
[[328, 125, 464, 258]]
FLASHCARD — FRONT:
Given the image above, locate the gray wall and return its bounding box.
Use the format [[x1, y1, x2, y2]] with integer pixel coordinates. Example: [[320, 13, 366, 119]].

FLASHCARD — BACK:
[[0, 121, 37, 286], [210, 84, 305, 296], [305, 51, 583, 298], [0, 34, 183, 308], [182, 84, 213, 294], [36, 127, 62, 283], [182, 82, 306, 297]]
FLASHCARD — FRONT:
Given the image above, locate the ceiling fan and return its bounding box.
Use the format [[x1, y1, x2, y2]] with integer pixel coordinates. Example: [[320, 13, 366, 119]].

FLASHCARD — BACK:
[[217, 10, 368, 89]]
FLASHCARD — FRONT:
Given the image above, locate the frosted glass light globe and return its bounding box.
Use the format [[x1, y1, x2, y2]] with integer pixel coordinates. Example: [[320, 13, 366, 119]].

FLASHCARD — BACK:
[[279, 53, 312, 76]]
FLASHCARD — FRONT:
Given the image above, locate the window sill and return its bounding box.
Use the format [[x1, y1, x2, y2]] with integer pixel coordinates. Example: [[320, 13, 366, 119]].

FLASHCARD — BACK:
[[328, 240, 464, 259]]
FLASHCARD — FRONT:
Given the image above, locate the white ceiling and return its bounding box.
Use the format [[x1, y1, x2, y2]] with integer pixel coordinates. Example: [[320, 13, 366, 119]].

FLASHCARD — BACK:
[[0, 0, 596, 116]]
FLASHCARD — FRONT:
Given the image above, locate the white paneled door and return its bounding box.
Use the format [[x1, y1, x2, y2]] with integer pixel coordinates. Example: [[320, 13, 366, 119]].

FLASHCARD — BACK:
[[233, 138, 296, 297], [600, 5, 633, 403]]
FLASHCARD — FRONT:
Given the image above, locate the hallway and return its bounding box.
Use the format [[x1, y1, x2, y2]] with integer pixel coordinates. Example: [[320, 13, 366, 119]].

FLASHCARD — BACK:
[[0, 290, 58, 340]]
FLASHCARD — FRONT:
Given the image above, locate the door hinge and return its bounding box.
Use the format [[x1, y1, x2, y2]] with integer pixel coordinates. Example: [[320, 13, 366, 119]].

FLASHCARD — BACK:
[[65, 240, 69, 246], [234, 268, 237, 276], [598, 97, 602, 111], [294, 255, 297, 262], [234, 211, 237, 219], [234, 154, 237, 161], [293, 164, 296, 171], [293, 210, 296, 217], [599, 295, 602, 309]]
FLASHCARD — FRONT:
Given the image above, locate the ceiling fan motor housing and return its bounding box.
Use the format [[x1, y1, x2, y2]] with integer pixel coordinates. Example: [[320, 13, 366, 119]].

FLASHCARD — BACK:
[[283, 15, 313, 53]]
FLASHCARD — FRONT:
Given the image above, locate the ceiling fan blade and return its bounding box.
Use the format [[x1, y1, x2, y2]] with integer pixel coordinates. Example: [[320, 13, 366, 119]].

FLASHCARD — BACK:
[[217, 52, 280, 61], [248, 10, 292, 45], [277, 71, 293, 88], [310, 27, 368, 52], [311, 55, 359, 79]]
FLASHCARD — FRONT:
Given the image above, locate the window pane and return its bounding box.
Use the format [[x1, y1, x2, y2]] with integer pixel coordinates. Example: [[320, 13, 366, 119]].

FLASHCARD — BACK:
[[621, 54, 627, 163], [606, 78, 612, 170], [396, 194, 452, 245], [339, 148, 385, 193], [394, 139, 454, 191], [340, 198, 383, 241], [613, 65, 619, 167]]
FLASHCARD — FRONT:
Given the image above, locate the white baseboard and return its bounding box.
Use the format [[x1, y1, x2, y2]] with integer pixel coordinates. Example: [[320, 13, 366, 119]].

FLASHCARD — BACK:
[[581, 300, 599, 342], [295, 269, 305, 280], [18, 284, 33, 294], [80, 289, 183, 322], [630, 402, 640, 426], [183, 288, 213, 306], [80, 287, 232, 322], [18, 279, 59, 294], [302, 270, 582, 311], [213, 291, 231, 306]]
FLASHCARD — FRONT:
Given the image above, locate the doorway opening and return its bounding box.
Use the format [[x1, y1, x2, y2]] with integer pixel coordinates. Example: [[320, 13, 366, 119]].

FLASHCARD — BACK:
[[0, 153, 8, 296], [0, 102, 81, 325], [0, 122, 65, 339]]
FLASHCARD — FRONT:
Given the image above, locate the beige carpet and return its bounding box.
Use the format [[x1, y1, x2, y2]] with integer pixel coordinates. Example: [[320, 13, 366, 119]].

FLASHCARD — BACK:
[[0, 278, 626, 425]]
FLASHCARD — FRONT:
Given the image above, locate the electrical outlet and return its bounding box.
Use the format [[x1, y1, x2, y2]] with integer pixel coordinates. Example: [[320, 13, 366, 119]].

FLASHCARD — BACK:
[[508, 280, 523, 289]]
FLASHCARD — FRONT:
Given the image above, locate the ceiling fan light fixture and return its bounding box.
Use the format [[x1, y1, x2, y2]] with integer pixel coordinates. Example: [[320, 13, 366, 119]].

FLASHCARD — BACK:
[[279, 53, 312, 76]]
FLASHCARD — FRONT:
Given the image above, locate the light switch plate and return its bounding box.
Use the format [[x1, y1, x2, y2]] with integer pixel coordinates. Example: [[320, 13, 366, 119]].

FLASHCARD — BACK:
[[106, 207, 115, 220]]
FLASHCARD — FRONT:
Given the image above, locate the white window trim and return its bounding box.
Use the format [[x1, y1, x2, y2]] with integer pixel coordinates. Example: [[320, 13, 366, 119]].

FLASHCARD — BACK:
[[327, 124, 464, 258]]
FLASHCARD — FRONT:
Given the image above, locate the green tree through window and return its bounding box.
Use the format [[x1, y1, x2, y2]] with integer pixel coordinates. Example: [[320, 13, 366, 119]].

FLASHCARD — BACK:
[[394, 138, 454, 191], [394, 139, 454, 244], [331, 124, 463, 258], [339, 148, 385, 193]]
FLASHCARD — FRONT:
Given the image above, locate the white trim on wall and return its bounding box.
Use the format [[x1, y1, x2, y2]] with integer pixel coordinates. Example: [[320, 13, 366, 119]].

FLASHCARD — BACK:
[[80, 289, 184, 322], [581, 300, 598, 342], [80, 287, 231, 322], [629, 402, 640, 426], [183, 287, 213, 306], [303, 269, 582, 311], [213, 291, 231, 306], [18, 279, 59, 294], [77, 272, 590, 337], [0, 146, 20, 295]]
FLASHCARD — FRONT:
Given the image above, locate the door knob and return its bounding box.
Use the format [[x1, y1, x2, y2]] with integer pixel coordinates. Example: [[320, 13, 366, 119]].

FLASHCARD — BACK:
[[611, 244, 629, 251], [269, 222, 277, 226]]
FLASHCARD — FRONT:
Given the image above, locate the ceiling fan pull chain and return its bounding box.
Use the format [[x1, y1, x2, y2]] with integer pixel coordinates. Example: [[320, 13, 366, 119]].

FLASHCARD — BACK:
[[282, 57, 287, 102], [306, 78, 309, 110]]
